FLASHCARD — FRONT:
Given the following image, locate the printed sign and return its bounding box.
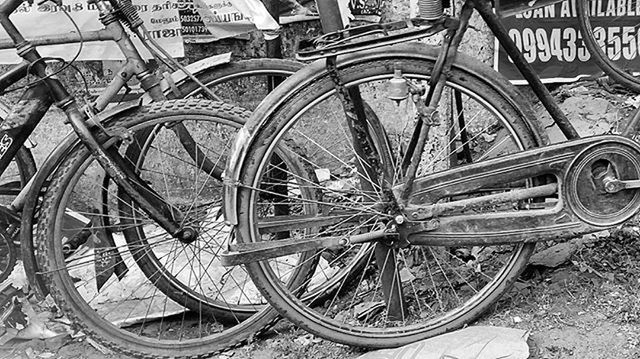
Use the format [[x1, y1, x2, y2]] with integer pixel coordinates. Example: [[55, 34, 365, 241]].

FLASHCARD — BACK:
[[178, 0, 277, 40], [494, 0, 640, 84]]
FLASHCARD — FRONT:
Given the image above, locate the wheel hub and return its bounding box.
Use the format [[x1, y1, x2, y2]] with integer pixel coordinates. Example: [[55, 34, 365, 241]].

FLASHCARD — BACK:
[[176, 227, 198, 244]]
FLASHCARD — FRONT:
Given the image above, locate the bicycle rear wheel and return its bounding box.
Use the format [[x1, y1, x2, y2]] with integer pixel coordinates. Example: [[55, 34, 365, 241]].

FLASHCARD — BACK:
[[233, 44, 546, 347], [37, 99, 280, 358], [578, 0, 640, 91]]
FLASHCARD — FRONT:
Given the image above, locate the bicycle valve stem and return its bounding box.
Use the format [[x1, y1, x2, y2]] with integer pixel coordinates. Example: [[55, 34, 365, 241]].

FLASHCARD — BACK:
[[418, 0, 443, 20]]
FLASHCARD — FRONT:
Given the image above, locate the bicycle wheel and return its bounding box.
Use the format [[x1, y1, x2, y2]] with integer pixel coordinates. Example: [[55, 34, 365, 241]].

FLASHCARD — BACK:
[[128, 58, 374, 320], [233, 43, 547, 347], [578, 0, 640, 91], [36, 99, 285, 358]]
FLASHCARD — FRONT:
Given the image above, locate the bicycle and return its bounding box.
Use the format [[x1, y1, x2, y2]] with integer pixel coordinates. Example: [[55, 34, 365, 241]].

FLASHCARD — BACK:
[[221, 0, 640, 349], [578, 0, 640, 92]]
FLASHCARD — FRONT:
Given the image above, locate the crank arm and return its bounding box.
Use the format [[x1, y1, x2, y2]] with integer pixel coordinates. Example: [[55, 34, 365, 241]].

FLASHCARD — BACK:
[[603, 178, 640, 192], [221, 229, 391, 266]]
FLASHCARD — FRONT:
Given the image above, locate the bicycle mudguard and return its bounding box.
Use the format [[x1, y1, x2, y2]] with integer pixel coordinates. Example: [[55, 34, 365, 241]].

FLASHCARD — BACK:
[[144, 52, 233, 102], [20, 99, 143, 298]]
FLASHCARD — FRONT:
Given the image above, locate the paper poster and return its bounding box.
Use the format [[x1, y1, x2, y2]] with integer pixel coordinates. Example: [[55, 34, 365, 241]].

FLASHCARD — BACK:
[[494, 0, 640, 84]]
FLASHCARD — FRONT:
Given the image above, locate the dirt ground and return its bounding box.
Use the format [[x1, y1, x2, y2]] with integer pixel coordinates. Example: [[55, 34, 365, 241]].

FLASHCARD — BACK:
[[2, 80, 640, 359]]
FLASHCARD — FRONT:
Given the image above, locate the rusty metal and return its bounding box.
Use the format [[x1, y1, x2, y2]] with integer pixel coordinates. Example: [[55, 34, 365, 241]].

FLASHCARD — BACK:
[[325, 56, 407, 319], [257, 211, 381, 233], [224, 136, 640, 258], [0, 30, 114, 49], [220, 230, 392, 266], [405, 183, 558, 220], [296, 18, 453, 61], [319, 6, 407, 321], [564, 142, 640, 226]]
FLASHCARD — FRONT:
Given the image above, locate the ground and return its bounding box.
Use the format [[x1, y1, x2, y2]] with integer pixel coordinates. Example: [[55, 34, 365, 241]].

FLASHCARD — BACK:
[[2, 80, 640, 359]]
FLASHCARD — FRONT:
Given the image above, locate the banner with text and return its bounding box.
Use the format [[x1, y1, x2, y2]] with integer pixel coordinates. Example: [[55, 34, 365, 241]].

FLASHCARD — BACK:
[[494, 0, 640, 84]]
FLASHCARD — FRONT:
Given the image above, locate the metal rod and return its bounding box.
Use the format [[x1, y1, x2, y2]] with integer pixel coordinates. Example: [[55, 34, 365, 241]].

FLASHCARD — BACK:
[[0, 29, 114, 50], [409, 183, 558, 220], [472, 0, 579, 140]]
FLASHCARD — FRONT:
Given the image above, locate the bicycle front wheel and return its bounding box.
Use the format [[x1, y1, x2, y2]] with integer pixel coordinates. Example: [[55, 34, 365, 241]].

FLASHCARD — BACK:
[[578, 0, 640, 91], [234, 43, 546, 347], [37, 99, 275, 358]]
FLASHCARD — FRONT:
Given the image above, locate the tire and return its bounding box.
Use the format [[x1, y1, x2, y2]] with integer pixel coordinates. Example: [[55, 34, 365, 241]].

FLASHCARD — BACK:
[[234, 43, 546, 348], [37, 99, 282, 358], [577, 0, 640, 92]]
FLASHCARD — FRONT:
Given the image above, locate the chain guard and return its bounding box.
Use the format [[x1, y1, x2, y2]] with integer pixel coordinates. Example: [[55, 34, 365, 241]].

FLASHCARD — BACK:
[[400, 135, 640, 246]]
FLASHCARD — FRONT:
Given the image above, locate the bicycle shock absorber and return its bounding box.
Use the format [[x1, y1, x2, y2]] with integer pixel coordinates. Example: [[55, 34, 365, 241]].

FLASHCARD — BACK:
[[418, 0, 444, 20]]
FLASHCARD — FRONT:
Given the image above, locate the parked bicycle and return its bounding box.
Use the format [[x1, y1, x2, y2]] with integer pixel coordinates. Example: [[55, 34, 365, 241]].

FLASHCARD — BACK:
[[222, 0, 640, 349]]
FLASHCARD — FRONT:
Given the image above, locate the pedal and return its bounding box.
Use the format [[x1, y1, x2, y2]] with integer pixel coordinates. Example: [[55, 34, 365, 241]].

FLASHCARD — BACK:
[[295, 17, 455, 61]]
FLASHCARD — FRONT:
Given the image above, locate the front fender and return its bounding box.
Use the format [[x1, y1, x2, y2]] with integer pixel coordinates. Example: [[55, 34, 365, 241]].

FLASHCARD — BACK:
[[20, 99, 143, 298]]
